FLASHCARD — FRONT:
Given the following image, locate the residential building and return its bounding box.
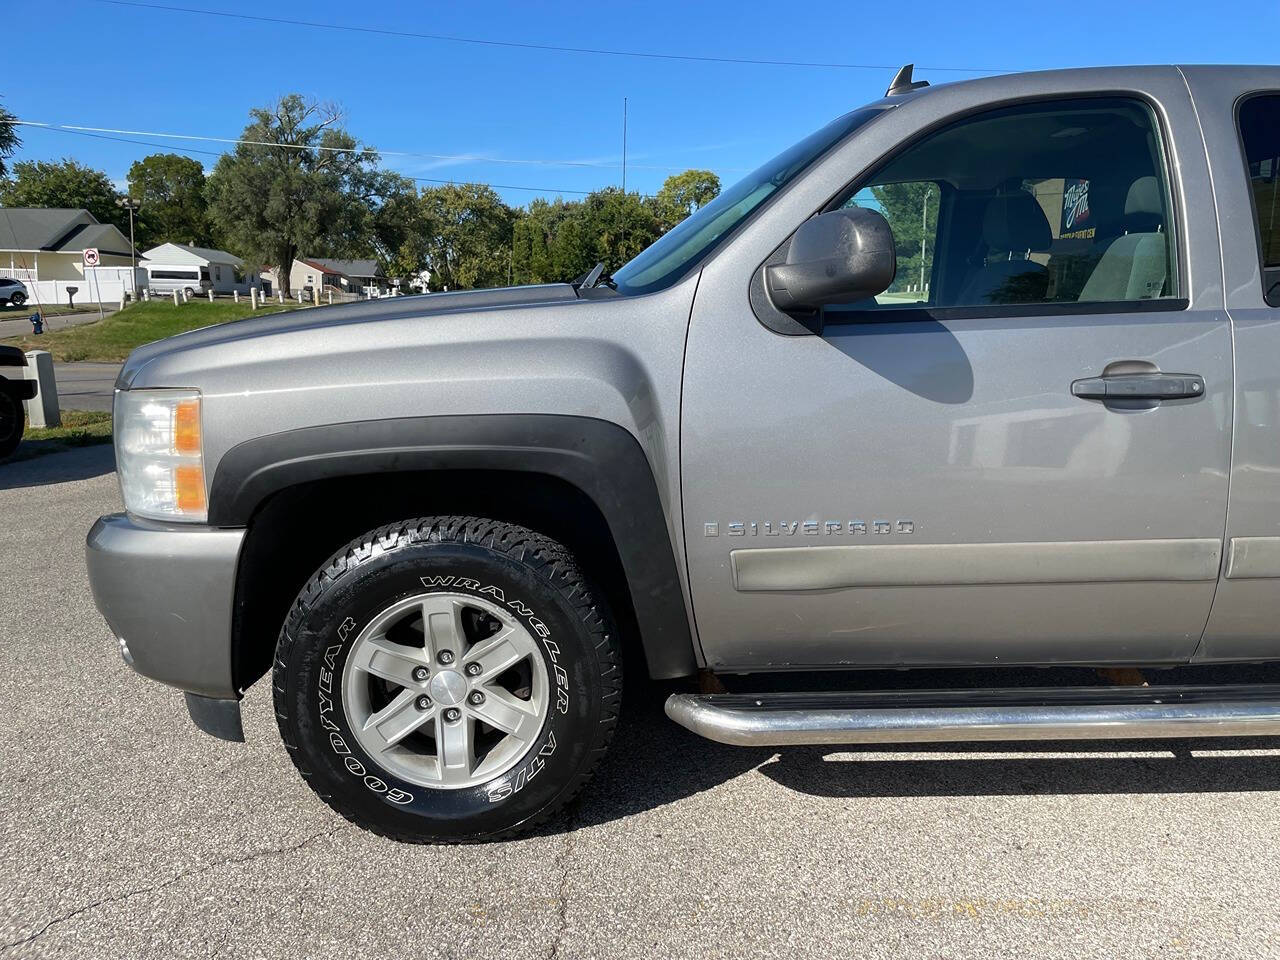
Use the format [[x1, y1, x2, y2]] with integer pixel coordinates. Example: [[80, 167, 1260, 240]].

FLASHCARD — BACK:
[[140, 243, 259, 295], [0, 207, 141, 304]]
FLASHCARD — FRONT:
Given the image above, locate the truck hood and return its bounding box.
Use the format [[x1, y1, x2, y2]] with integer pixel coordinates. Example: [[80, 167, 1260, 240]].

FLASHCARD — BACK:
[[116, 283, 581, 389]]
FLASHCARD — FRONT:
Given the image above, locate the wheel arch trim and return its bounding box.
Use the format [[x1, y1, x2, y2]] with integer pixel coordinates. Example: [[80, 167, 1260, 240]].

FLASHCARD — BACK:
[[208, 413, 697, 679]]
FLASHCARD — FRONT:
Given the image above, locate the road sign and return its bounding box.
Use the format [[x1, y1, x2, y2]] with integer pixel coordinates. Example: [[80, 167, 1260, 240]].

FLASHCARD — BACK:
[[83, 248, 100, 267]]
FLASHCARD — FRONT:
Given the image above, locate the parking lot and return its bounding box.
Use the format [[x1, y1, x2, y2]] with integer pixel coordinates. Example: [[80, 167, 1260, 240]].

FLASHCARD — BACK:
[[3, 448, 1280, 959]]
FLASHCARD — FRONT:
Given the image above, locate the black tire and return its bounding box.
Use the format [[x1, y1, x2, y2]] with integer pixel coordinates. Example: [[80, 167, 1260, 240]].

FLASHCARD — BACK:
[[9, 292, 25, 307], [274, 516, 622, 843], [183, 287, 195, 299], [0, 388, 23, 459]]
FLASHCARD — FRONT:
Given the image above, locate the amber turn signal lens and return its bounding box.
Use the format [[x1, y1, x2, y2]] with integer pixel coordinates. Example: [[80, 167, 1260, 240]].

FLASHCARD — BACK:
[[174, 400, 201, 456], [174, 464, 206, 513]]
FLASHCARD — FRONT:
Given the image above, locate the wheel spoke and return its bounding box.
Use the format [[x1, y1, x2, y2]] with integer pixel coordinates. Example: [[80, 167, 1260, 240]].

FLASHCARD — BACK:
[[420, 596, 466, 662], [470, 686, 540, 739], [463, 628, 524, 678], [436, 714, 474, 783], [363, 689, 433, 750], [350, 635, 429, 688]]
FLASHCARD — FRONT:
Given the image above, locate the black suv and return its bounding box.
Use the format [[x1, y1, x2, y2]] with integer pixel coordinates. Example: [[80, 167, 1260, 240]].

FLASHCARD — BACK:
[[0, 346, 35, 457]]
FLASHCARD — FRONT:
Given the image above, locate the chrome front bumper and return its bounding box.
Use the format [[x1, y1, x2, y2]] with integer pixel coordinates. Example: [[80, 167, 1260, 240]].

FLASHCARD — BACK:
[[86, 513, 245, 700]]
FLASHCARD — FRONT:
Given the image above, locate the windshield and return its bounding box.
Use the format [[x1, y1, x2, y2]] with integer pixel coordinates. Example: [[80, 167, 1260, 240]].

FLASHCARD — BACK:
[[611, 105, 890, 296]]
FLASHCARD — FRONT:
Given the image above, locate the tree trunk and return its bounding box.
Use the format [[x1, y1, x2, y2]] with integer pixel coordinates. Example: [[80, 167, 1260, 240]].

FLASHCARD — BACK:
[[277, 245, 294, 297]]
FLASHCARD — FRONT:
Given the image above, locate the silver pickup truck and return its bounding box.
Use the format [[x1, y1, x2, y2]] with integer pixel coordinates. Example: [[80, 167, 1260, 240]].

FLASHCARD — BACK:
[[87, 65, 1280, 843]]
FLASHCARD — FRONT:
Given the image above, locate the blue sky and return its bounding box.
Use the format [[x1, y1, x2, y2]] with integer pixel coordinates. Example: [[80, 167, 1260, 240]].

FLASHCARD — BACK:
[[5, 0, 1278, 209]]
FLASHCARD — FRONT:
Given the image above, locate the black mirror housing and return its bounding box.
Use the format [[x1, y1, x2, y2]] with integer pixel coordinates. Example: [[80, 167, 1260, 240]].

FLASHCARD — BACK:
[[765, 207, 897, 314]]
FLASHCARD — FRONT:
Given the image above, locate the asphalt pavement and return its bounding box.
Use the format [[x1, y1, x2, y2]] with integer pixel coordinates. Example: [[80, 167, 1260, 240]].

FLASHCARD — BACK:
[[48, 363, 119, 413], [3, 447, 1280, 958], [0, 308, 113, 340]]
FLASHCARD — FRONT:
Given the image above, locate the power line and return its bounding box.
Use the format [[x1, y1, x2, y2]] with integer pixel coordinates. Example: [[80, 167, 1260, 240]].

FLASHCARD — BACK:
[[13, 120, 732, 173], [94, 0, 1011, 74], [20, 124, 597, 195]]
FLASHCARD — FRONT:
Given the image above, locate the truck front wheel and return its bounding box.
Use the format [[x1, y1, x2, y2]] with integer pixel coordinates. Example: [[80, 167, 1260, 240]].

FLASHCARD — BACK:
[[274, 516, 622, 843]]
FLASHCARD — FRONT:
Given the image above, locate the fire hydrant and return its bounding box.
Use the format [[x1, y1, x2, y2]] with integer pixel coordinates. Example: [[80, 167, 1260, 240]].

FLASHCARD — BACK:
[[29, 313, 43, 335]]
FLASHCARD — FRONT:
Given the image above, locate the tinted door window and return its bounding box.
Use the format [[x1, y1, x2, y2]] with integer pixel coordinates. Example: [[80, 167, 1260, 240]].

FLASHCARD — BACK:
[[835, 98, 1177, 313], [1238, 94, 1280, 306]]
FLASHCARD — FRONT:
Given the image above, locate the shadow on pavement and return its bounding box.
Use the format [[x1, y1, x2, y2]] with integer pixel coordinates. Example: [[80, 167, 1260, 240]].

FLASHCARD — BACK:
[[757, 737, 1280, 798], [546, 680, 1280, 833], [0, 443, 115, 490]]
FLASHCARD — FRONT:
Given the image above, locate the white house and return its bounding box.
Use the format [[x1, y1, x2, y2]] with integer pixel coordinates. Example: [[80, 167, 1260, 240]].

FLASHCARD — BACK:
[[0, 207, 141, 305], [140, 243, 258, 295], [264, 257, 390, 297]]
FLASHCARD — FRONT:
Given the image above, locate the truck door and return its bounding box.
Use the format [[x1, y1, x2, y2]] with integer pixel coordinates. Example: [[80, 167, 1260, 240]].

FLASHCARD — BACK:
[[1184, 73, 1280, 660], [681, 77, 1232, 670]]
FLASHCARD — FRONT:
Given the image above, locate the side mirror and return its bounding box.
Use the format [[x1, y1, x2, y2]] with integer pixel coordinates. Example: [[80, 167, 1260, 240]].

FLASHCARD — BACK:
[[765, 207, 896, 313]]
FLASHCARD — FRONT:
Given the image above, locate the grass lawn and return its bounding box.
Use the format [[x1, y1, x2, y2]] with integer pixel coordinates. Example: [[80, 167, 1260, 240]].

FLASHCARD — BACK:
[[6, 410, 114, 463], [0, 299, 304, 362]]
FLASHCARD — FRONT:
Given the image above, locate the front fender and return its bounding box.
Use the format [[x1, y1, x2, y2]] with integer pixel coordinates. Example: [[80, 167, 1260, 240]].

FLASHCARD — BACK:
[[208, 413, 697, 679]]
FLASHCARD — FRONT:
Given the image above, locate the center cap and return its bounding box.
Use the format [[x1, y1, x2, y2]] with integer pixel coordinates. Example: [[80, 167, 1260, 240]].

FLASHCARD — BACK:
[[429, 669, 467, 706]]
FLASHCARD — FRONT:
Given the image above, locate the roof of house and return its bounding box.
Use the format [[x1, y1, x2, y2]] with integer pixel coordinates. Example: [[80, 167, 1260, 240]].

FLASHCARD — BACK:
[[142, 242, 243, 267], [305, 257, 383, 278], [0, 207, 137, 257]]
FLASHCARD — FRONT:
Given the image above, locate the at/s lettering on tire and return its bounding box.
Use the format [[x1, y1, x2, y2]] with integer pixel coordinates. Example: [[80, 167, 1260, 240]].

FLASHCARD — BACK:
[[273, 516, 622, 843]]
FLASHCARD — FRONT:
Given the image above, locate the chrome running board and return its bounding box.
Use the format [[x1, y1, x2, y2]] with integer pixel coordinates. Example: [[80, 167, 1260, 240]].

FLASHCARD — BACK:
[[665, 686, 1280, 746]]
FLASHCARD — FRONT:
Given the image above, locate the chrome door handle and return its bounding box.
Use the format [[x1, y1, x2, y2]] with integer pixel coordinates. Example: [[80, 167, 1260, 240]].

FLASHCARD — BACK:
[[1071, 372, 1205, 401]]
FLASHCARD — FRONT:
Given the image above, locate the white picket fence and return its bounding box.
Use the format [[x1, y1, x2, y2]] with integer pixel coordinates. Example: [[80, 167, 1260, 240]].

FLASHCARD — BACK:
[[2, 267, 145, 308]]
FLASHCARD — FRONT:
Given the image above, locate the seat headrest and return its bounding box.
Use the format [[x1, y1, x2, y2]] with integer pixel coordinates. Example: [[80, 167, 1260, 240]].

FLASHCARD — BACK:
[[1124, 176, 1162, 217], [982, 193, 1052, 252]]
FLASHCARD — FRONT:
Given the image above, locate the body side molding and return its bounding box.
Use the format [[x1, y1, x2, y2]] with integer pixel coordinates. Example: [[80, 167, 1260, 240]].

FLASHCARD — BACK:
[[209, 414, 696, 679], [1224, 538, 1280, 579], [731, 539, 1222, 592]]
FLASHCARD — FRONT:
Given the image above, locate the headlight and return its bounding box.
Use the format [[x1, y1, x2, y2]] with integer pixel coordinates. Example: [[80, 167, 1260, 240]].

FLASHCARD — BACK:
[[115, 389, 207, 522]]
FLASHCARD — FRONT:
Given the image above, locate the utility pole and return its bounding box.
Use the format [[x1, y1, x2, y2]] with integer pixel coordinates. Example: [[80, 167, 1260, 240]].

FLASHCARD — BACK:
[[116, 196, 143, 299], [920, 190, 929, 293]]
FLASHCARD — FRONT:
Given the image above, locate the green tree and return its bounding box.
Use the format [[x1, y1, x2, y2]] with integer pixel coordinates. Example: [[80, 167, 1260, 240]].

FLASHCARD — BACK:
[[127, 153, 211, 248], [865, 181, 939, 292], [416, 183, 516, 291], [205, 95, 376, 296], [365, 172, 424, 283], [654, 169, 720, 228], [549, 217, 591, 280], [583, 187, 662, 271], [0, 159, 125, 230], [0, 100, 19, 179]]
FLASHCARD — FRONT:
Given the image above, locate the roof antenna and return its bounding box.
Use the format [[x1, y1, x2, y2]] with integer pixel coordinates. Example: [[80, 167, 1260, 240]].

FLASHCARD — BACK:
[[886, 63, 930, 97]]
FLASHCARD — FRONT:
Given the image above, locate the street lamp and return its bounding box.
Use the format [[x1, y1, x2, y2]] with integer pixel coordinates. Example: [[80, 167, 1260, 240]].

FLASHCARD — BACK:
[[116, 197, 142, 268], [116, 196, 142, 299]]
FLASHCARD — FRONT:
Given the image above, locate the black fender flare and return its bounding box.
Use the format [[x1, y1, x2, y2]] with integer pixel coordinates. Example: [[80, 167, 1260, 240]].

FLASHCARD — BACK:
[[208, 414, 697, 679]]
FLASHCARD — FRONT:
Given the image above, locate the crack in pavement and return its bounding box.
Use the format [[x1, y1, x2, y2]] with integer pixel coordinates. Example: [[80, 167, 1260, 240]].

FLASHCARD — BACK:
[[1, 826, 353, 954], [545, 810, 577, 960]]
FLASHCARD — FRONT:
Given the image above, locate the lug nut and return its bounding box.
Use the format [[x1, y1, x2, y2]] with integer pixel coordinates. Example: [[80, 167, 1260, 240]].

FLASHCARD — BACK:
[[468, 691, 485, 705], [412, 666, 429, 682], [465, 662, 482, 677], [415, 695, 432, 710], [438, 650, 455, 665], [444, 707, 462, 723]]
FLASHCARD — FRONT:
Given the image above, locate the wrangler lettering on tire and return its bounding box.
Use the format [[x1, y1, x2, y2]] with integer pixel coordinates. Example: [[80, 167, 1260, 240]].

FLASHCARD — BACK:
[[273, 516, 621, 843]]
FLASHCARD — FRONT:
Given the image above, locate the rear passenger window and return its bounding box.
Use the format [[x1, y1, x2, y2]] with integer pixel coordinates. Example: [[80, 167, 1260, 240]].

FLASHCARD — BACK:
[[1238, 94, 1280, 306], [833, 98, 1178, 314]]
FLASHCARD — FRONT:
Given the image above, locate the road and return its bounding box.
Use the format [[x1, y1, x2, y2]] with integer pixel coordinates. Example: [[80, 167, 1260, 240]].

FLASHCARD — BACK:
[[47, 363, 119, 413], [0, 308, 113, 340], [3, 448, 1280, 958]]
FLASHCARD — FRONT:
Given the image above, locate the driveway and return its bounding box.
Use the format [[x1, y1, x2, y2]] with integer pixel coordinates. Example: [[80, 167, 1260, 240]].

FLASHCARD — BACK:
[[3, 449, 1280, 958]]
